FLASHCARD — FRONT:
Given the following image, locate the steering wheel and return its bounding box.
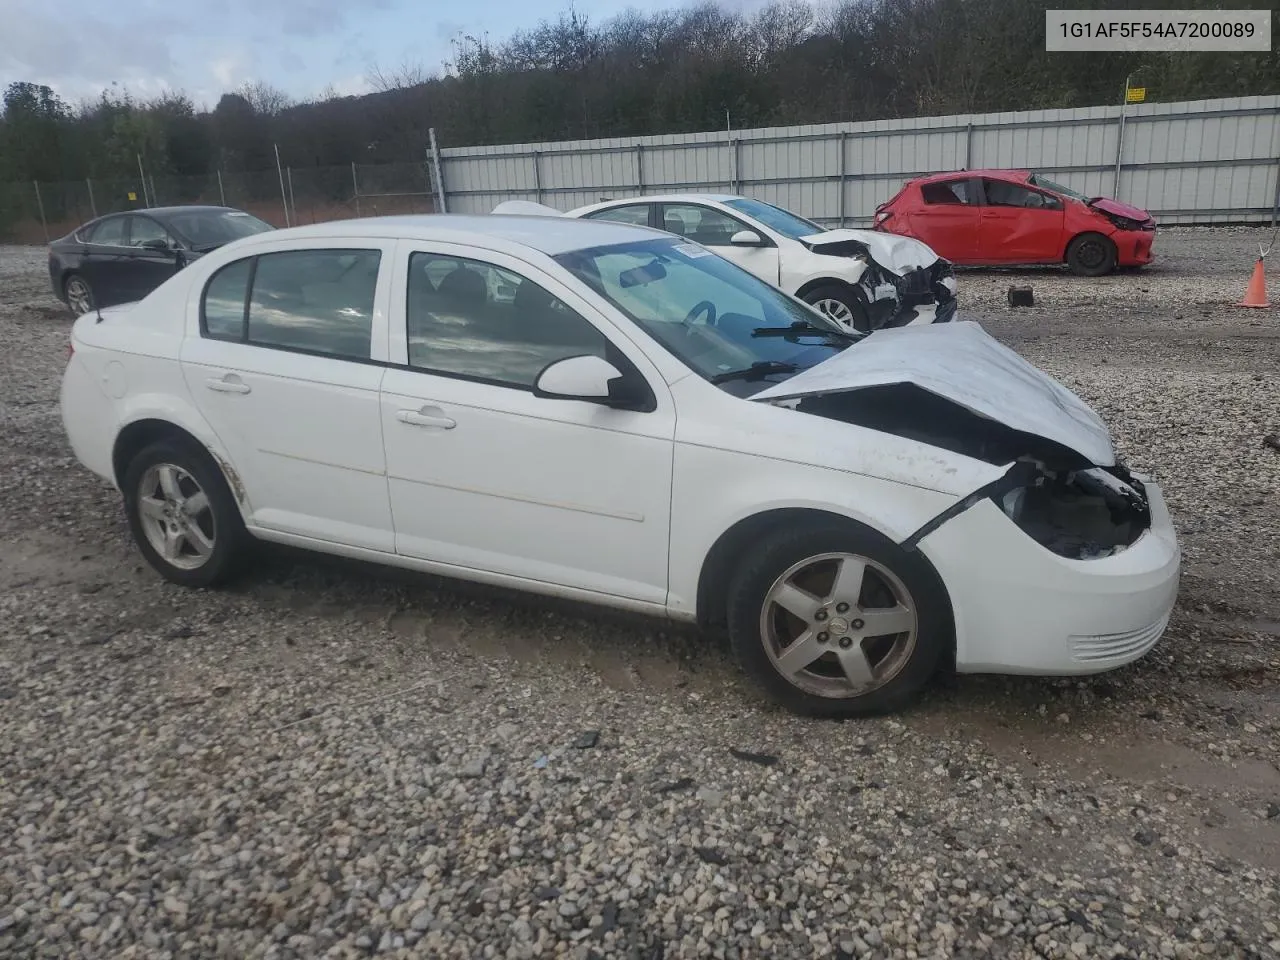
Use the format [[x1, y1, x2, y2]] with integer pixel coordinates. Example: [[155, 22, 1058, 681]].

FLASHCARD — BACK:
[[684, 300, 718, 327]]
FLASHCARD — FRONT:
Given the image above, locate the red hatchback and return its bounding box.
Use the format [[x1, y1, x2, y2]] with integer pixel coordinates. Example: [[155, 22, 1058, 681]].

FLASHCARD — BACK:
[[873, 170, 1156, 276]]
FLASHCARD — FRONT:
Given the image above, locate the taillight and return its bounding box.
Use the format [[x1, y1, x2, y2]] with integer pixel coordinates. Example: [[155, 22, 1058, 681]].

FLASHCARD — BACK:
[[66, 341, 74, 362]]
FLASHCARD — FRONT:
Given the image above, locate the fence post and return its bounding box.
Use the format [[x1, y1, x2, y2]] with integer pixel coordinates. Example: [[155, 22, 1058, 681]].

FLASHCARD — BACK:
[[428, 127, 448, 213], [287, 167, 298, 225], [150, 174, 159, 207], [136, 153, 149, 207], [1272, 152, 1279, 227], [635, 144, 645, 194], [964, 122, 974, 169], [1113, 102, 1127, 200], [33, 181, 49, 242], [273, 144, 290, 227], [728, 137, 738, 193], [837, 132, 848, 228], [217, 169, 226, 206], [86, 178, 97, 219], [352, 161, 361, 217], [532, 151, 543, 205]]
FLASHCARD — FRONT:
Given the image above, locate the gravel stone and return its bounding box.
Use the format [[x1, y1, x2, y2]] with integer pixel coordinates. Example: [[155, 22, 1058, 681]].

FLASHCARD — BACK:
[[1, 231, 1278, 957]]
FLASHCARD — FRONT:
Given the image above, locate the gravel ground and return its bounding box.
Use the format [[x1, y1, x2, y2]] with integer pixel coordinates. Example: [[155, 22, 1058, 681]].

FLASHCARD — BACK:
[[2, 227, 1279, 959]]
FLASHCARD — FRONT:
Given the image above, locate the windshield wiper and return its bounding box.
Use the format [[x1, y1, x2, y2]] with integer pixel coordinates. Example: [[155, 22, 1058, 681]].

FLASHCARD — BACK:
[[751, 320, 857, 340], [710, 360, 799, 384]]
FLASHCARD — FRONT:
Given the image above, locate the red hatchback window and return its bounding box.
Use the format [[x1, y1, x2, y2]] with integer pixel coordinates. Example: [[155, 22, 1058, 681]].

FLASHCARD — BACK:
[[921, 180, 973, 205]]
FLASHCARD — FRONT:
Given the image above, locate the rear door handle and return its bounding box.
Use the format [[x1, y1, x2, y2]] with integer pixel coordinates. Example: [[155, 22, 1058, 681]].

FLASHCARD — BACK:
[[397, 406, 456, 429], [205, 374, 251, 395]]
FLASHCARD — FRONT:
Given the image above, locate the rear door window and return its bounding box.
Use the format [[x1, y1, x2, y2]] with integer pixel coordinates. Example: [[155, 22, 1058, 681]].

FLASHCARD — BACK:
[[920, 180, 974, 205]]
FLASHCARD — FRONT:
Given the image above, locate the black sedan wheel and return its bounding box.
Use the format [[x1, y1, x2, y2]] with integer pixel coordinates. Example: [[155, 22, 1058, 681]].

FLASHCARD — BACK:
[[64, 274, 95, 315]]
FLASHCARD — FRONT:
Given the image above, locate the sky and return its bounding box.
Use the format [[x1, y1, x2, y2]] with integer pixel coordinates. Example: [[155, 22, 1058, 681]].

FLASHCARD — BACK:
[[0, 0, 768, 110]]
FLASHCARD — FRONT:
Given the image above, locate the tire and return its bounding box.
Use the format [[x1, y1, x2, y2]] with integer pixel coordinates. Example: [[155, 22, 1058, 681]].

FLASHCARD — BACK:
[[801, 284, 869, 333], [1065, 233, 1117, 277], [725, 518, 951, 718], [121, 439, 250, 587], [64, 273, 95, 315]]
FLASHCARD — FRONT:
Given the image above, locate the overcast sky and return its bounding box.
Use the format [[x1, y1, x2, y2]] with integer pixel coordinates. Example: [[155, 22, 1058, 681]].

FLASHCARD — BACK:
[[0, 0, 769, 109]]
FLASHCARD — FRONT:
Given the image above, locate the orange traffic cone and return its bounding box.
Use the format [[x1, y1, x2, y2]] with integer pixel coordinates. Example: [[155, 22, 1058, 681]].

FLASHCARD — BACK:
[[1237, 256, 1270, 308]]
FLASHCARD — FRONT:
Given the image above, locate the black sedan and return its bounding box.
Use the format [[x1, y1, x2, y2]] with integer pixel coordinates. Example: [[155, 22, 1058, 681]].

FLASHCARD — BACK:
[[48, 205, 274, 314]]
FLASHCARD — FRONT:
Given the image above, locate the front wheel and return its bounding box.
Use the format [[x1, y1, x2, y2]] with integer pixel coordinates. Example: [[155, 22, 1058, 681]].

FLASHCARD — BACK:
[[121, 439, 249, 587], [802, 284, 869, 333], [726, 519, 951, 717], [1065, 233, 1117, 277]]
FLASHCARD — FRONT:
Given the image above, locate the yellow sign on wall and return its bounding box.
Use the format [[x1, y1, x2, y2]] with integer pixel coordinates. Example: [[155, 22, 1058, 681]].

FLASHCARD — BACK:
[[127, 191, 137, 201], [1126, 87, 1146, 103]]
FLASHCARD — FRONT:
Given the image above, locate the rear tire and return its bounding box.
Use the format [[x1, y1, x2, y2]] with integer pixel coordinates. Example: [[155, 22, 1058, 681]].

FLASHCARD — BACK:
[[121, 439, 249, 587], [1065, 233, 1117, 277], [725, 518, 951, 718], [802, 284, 869, 333], [64, 273, 95, 315]]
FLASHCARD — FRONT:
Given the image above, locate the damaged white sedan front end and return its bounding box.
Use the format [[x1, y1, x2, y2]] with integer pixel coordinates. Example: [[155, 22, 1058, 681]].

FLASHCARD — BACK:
[[500, 194, 960, 334], [749, 321, 1180, 677]]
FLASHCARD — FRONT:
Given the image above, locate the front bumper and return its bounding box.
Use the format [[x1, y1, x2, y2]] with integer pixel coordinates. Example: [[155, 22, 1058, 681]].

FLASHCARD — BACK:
[[916, 476, 1180, 675], [1116, 229, 1156, 267]]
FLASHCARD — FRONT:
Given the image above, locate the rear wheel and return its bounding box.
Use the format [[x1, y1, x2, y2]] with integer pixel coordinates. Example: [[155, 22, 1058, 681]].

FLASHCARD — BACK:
[[121, 439, 249, 587], [726, 519, 951, 717], [802, 284, 869, 333], [1065, 233, 1117, 277], [64, 273, 94, 315]]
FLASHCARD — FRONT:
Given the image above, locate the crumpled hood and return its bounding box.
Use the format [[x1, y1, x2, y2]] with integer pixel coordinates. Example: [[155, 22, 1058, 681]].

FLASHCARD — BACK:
[[751, 320, 1115, 467], [798, 228, 942, 276], [1088, 197, 1153, 224]]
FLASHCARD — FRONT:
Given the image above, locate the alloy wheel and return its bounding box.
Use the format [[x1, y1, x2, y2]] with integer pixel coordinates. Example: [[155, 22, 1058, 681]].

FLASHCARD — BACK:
[[136, 463, 216, 571], [66, 277, 93, 314], [759, 551, 918, 699]]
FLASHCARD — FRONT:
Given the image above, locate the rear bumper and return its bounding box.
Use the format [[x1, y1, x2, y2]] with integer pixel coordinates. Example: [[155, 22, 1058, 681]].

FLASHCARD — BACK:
[[60, 351, 118, 486], [917, 477, 1180, 675]]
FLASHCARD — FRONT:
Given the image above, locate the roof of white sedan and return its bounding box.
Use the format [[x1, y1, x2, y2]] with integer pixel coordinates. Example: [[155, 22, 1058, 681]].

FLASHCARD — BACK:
[[238, 214, 669, 256]]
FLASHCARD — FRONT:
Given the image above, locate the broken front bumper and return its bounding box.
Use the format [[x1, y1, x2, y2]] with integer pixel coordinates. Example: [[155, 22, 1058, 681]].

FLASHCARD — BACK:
[[915, 475, 1180, 675]]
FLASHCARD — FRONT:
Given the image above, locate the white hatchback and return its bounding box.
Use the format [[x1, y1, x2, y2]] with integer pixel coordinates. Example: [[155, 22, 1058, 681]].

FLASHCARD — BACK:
[[60, 214, 1179, 716], [558, 194, 958, 332]]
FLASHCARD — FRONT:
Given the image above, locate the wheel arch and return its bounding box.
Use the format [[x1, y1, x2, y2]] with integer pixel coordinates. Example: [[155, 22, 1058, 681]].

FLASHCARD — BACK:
[[694, 506, 955, 644], [111, 415, 250, 517], [794, 276, 862, 302], [1062, 229, 1117, 264]]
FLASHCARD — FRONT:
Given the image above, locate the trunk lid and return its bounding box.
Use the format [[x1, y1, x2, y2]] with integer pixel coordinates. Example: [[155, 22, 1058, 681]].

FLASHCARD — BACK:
[[750, 320, 1115, 467], [798, 228, 941, 277]]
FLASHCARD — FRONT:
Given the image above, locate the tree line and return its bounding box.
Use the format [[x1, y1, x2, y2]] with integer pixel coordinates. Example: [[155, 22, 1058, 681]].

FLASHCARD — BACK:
[[1, 0, 1276, 187]]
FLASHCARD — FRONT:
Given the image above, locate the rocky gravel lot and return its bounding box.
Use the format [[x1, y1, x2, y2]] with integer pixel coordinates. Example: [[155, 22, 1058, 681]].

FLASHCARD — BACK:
[[2, 227, 1279, 959]]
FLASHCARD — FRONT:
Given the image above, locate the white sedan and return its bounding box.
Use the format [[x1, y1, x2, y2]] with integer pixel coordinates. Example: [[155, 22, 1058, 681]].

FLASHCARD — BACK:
[[60, 214, 1179, 717], [503, 194, 958, 333]]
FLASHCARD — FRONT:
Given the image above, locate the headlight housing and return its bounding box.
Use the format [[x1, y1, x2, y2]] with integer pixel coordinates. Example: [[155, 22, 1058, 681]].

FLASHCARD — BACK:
[[992, 460, 1151, 560]]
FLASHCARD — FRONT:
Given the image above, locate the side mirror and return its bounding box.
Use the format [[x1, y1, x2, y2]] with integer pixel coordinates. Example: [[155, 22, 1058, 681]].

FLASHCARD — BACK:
[[730, 229, 764, 246], [141, 238, 170, 251], [533, 355, 649, 410]]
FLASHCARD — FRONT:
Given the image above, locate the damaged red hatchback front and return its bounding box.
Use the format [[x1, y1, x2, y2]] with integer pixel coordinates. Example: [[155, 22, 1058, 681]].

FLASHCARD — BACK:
[[873, 169, 1156, 277]]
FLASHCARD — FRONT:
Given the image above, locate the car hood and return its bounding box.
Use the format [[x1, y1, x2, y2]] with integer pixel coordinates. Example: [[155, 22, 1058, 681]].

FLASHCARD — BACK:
[[750, 320, 1115, 467], [492, 200, 564, 216], [798, 228, 941, 276], [1087, 197, 1153, 223]]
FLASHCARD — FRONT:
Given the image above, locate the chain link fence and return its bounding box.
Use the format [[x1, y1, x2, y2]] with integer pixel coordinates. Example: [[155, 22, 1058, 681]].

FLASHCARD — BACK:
[[0, 158, 438, 244]]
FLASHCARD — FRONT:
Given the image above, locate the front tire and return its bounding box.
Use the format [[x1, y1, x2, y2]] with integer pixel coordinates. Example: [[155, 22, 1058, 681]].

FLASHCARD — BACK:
[[726, 519, 951, 718], [121, 439, 249, 587], [1065, 233, 1117, 277], [802, 284, 869, 333]]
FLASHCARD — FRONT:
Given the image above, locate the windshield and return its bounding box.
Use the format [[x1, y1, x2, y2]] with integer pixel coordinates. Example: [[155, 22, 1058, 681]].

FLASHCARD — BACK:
[[724, 197, 825, 240], [1027, 174, 1088, 201], [554, 237, 856, 395], [167, 209, 274, 249]]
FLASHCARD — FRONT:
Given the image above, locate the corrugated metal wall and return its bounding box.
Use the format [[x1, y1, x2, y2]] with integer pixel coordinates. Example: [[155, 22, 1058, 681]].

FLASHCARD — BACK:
[[437, 96, 1280, 226]]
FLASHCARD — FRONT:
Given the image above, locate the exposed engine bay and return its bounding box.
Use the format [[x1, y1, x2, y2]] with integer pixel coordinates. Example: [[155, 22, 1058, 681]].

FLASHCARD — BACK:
[[792, 384, 1151, 560], [801, 234, 958, 331]]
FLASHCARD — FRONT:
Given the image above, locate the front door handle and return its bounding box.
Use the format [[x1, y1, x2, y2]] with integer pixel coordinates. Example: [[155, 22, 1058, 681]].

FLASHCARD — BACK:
[[205, 374, 251, 394], [396, 406, 456, 429]]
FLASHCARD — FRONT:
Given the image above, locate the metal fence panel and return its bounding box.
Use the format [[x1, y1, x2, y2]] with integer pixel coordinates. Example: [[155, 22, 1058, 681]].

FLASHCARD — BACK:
[[438, 95, 1280, 227]]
